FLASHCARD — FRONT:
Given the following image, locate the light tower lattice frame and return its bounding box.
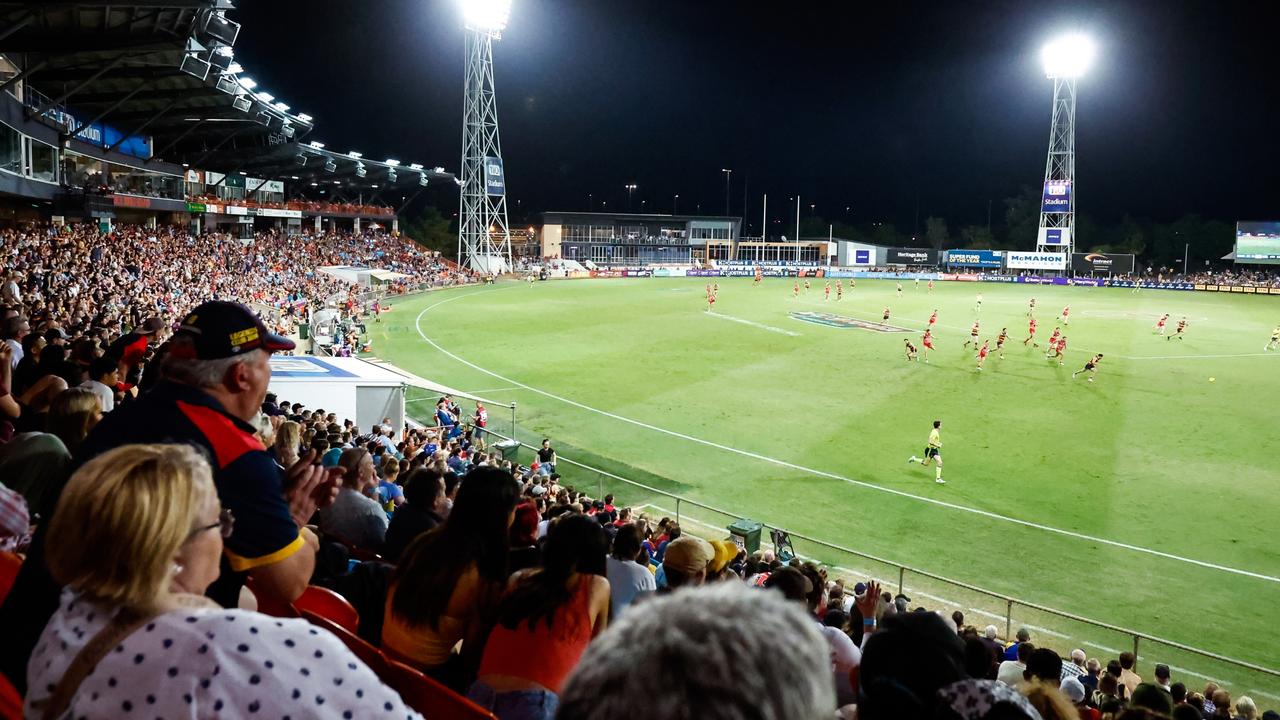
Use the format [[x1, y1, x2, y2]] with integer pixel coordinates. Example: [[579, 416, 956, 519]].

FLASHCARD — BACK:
[[458, 28, 512, 273], [1037, 77, 1076, 256]]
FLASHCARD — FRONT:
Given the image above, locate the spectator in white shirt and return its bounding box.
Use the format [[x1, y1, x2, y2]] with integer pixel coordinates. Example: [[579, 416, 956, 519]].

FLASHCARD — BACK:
[[605, 524, 655, 618], [997, 642, 1034, 686], [78, 355, 119, 413]]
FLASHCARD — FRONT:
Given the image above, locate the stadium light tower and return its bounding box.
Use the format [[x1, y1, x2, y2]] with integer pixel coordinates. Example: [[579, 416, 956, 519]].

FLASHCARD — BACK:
[[458, 0, 513, 274], [1036, 33, 1093, 258]]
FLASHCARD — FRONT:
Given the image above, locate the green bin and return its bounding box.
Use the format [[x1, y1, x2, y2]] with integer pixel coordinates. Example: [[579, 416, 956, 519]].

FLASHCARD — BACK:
[[495, 439, 521, 462], [298, 322, 310, 340], [727, 518, 763, 554]]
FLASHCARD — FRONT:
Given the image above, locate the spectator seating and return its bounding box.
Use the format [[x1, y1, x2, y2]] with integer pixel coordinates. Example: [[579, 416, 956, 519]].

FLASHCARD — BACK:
[[293, 585, 361, 634], [0, 551, 19, 605], [381, 661, 499, 720]]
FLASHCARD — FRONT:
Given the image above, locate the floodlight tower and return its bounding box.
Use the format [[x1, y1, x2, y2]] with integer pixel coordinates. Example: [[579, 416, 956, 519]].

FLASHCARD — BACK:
[[458, 0, 513, 274], [1036, 34, 1093, 257]]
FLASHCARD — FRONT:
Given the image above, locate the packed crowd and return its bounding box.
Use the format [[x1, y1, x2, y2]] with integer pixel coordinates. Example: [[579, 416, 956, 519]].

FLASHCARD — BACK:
[[0, 222, 469, 340], [187, 195, 397, 217], [0, 222, 1273, 718]]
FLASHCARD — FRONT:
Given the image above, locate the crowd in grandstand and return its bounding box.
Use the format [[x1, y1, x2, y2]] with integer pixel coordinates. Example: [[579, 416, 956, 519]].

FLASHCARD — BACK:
[[0, 223, 1274, 718]]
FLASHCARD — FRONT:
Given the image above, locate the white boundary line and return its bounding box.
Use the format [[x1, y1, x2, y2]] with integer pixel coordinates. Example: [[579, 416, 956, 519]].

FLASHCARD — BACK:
[[411, 288, 1280, 585], [461, 386, 525, 395], [650, 502, 1259, 686], [705, 310, 801, 336]]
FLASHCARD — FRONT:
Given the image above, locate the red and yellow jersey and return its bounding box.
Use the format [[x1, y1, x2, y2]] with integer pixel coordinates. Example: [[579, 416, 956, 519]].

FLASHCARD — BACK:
[[970, 323, 980, 335], [997, 331, 1008, 343], [1157, 315, 1168, 325], [1062, 306, 1070, 316], [1056, 338, 1067, 352]]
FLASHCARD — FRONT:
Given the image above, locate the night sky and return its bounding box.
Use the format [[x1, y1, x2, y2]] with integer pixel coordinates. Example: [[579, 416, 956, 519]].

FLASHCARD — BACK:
[[232, 1, 1280, 233]]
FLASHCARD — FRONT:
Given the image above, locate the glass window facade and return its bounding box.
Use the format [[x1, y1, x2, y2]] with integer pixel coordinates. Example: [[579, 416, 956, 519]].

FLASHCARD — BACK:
[[0, 123, 20, 175]]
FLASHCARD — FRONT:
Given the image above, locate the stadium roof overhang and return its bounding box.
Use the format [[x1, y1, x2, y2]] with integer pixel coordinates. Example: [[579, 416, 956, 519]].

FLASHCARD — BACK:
[[0, 1, 458, 200]]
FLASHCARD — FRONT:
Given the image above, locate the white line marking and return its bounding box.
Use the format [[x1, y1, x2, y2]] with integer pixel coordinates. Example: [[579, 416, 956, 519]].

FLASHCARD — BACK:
[[1124, 352, 1279, 361], [461, 386, 524, 394], [642, 505, 1259, 682], [706, 310, 801, 336], [412, 290, 1280, 585]]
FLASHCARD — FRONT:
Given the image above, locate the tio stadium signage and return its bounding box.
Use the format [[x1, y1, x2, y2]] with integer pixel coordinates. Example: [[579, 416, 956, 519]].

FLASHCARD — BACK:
[[1005, 251, 1067, 270], [1041, 180, 1071, 213], [484, 156, 506, 196], [886, 248, 939, 265], [1071, 252, 1135, 274]]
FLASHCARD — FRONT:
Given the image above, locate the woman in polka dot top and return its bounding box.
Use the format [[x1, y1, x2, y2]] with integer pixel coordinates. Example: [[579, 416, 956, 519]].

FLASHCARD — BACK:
[[25, 444, 421, 719]]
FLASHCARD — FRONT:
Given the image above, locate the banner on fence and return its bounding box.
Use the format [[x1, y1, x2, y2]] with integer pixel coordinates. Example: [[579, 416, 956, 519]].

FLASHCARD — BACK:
[[1071, 252, 1135, 274], [886, 248, 939, 265], [1006, 251, 1067, 270], [945, 250, 1003, 268]]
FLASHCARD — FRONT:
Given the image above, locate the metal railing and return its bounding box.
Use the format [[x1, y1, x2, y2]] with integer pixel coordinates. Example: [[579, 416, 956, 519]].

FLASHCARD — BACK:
[[458, 423, 1279, 695]]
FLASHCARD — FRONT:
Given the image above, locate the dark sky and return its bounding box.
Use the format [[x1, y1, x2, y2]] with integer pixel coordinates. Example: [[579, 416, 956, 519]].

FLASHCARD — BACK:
[[232, 1, 1280, 232]]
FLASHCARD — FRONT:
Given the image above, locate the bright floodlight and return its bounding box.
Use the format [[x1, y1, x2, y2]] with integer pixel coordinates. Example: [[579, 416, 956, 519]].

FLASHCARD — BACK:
[[462, 0, 512, 33], [1042, 34, 1094, 78]]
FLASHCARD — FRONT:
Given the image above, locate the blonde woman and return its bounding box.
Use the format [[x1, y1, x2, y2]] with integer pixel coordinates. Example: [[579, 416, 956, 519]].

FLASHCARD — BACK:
[[379, 455, 406, 511], [271, 420, 302, 467], [25, 443, 419, 719]]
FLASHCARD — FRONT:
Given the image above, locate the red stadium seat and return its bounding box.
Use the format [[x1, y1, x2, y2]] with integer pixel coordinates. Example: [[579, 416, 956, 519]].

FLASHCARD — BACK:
[[0, 552, 21, 606], [298, 608, 386, 676], [292, 585, 359, 634], [0, 671, 21, 720], [381, 660, 498, 720]]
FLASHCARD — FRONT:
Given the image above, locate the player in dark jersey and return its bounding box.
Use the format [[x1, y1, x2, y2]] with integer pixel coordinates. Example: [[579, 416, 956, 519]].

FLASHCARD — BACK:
[[996, 328, 1009, 359], [904, 339, 919, 362], [1072, 353, 1103, 381], [1168, 317, 1187, 341]]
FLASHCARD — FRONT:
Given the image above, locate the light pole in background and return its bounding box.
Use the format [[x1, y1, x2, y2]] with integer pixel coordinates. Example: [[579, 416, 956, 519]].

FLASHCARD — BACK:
[[720, 168, 732, 215], [673, 194, 679, 214], [625, 183, 637, 212], [1037, 33, 1094, 258]]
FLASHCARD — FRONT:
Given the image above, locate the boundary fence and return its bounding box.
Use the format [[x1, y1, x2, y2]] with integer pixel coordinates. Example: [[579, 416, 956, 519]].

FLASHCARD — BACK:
[[466, 423, 1280, 696]]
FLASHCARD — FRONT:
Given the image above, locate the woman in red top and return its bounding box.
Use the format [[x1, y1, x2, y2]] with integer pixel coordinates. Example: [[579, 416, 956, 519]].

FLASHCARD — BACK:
[[467, 513, 611, 719]]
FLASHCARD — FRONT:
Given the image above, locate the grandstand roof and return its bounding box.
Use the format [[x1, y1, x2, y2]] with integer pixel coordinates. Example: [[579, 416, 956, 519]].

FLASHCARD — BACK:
[[0, 1, 457, 193]]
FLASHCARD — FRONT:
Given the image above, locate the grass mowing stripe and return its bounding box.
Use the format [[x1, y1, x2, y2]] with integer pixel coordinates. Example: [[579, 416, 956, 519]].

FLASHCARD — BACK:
[[413, 290, 1280, 586]]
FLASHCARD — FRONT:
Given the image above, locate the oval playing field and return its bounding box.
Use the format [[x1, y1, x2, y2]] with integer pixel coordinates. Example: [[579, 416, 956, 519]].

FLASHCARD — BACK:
[[370, 278, 1280, 692]]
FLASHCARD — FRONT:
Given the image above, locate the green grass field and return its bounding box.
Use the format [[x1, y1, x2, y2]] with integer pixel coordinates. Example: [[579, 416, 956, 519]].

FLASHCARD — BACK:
[[368, 277, 1280, 698]]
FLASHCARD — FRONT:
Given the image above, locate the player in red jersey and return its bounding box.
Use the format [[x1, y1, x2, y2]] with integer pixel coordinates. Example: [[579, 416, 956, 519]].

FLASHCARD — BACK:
[[1048, 335, 1067, 364], [1168, 317, 1187, 341], [824, 281, 831, 301], [904, 338, 919, 362], [1154, 313, 1169, 335], [963, 320, 980, 349], [976, 339, 991, 370], [836, 280, 843, 301], [883, 306, 891, 322], [1046, 326, 1061, 349], [996, 327, 1009, 358], [927, 279, 935, 293], [1060, 305, 1071, 325], [928, 309, 938, 329], [1023, 317, 1038, 346], [921, 329, 935, 362], [792, 281, 800, 298], [754, 267, 763, 285], [706, 289, 716, 312]]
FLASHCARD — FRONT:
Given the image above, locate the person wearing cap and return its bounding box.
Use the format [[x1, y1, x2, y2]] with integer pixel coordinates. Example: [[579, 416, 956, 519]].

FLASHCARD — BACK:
[[103, 315, 165, 385], [657, 536, 714, 592], [0, 301, 339, 692]]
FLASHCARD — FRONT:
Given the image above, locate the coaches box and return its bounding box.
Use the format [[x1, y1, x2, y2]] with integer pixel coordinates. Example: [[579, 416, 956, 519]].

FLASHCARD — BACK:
[[268, 356, 405, 434]]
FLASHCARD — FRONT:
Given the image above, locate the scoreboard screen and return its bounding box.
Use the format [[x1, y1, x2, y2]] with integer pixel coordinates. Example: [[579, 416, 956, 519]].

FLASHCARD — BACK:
[[1235, 221, 1280, 264]]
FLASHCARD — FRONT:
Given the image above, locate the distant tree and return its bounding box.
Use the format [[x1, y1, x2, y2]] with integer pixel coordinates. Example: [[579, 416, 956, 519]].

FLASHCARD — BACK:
[[959, 225, 996, 249], [1002, 185, 1040, 248], [924, 216, 949, 250], [870, 223, 900, 247], [401, 206, 456, 257]]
